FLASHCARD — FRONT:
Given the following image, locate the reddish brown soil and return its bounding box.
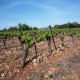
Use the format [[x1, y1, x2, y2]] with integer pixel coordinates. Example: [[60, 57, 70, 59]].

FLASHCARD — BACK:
[[0, 36, 80, 80]]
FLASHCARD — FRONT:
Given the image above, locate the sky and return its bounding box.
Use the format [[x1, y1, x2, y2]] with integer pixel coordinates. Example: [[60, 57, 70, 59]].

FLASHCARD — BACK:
[[0, 0, 80, 30]]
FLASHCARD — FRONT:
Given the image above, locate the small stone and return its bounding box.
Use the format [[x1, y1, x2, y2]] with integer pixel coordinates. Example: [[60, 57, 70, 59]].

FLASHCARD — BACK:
[[50, 68, 55, 71], [44, 75, 48, 78], [27, 76, 30, 79], [14, 69, 20, 73], [37, 55, 43, 63], [34, 63, 37, 66], [33, 59, 36, 63], [48, 71, 52, 74], [43, 54, 45, 56], [61, 47, 65, 50], [47, 61, 49, 63], [1, 73, 5, 77], [56, 50, 59, 53], [6, 65, 9, 69], [62, 77, 65, 79], [33, 59, 37, 65]]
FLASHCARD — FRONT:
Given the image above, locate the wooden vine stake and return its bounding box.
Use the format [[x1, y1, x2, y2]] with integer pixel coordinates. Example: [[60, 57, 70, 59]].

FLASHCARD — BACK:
[[3, 36, 7, 49], [45, 34, 52, 54], [49, 25, 57, 51], [48, 40, 52, 54], [59, 34, 65, 47], [18, 29, 29, 68], [32, 34, 37, 56], [70, 34, 74, 43]]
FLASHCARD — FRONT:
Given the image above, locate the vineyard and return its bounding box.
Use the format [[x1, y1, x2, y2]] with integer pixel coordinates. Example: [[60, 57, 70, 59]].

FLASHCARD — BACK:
[[0, 27, 80, 80]]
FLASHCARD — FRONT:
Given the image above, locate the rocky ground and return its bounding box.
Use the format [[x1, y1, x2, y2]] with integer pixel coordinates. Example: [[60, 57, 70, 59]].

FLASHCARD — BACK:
[[0, 36, 80, 80]]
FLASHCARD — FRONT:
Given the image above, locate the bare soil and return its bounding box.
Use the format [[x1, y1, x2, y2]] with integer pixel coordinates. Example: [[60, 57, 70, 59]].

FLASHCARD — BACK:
[[0, 36, 80, 80]]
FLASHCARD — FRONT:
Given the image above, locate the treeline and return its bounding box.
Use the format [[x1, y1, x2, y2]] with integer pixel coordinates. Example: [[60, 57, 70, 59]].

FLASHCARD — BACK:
[[2, 23, 38, 31], [53, 22, 80, 29], [1, 22, 80, 31]]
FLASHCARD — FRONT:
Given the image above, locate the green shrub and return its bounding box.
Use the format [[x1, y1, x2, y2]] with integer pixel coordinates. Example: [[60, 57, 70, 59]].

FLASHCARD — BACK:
[[48, 74, 53, 79]]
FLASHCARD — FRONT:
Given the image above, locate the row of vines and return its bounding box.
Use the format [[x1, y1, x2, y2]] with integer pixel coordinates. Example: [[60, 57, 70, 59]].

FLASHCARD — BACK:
[[0, 27, 80, 67]]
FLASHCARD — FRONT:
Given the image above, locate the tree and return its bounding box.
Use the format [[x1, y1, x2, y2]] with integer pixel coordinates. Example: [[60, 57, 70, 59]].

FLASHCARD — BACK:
[[53, 22, 80, 29], [8, 26, 18, 31], [53, 25, 60, 29], [33, 27, 38, 30], [18, 23, 30, 30], [3, 28, 7, 31]]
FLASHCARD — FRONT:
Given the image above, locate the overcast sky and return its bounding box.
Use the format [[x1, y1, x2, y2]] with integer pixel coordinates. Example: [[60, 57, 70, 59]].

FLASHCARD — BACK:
[[0, 0, 80, 30]]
